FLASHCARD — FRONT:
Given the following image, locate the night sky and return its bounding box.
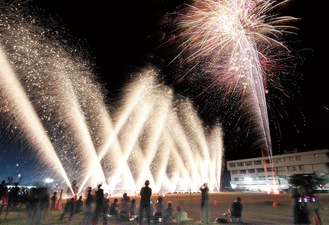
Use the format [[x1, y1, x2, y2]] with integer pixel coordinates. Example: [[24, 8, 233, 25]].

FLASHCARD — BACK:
[[0, 0, 328, 183]]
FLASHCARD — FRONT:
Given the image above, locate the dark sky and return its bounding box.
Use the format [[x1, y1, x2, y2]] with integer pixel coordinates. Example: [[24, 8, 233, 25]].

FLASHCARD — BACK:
[[0, 0, 328, 180], [31, 0, 328, 155]]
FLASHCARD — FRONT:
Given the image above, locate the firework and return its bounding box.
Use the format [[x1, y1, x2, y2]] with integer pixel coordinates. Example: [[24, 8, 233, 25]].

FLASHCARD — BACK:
[[172, 0, 299, 155]]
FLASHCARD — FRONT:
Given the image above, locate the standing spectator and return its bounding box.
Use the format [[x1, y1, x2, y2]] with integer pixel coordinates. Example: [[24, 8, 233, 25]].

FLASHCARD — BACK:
[[26, 187, 41, 225], [0, 180, 6, 201], [59, 197, 74, 221], [92, 184, 107, 225], [8, 183, 19, 209], [0, 180, 8, 219], [163, 201, 174, 224], [50, 192, 57, 212], [74, 195, 84, 214], [83, 187, 94, 225], [200, 182, 210, 223], [153, 196, 165, 222], [139, 180, 152, 225], [228, 197, 243, 223]]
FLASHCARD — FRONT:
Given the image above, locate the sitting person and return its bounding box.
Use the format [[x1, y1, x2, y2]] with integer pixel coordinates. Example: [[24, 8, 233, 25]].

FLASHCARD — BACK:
[[118, 193, 131, 221], [163, 201, 174, 224], [175, 205, 189, 223], [228, 197, 243, 223], [153, 196, 165, 222], [130, 198, 137, 217], [109, 198, 118, 217]]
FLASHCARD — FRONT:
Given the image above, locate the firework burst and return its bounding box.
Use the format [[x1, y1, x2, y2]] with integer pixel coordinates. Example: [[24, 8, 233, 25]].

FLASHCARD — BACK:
[[171, 0, 299, 155]]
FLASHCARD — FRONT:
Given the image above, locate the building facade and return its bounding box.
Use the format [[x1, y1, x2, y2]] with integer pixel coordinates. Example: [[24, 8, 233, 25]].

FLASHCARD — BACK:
[[226, 149, 329, 192]]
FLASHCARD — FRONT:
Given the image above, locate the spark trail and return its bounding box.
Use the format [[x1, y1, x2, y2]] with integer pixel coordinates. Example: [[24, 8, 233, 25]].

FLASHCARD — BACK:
[[173, 0, 299, 156], [0, 1, 224, 194]]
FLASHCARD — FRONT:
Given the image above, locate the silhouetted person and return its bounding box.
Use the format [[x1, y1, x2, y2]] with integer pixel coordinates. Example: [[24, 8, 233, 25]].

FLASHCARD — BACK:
[[175, 205, 188, 223], [200, 182, 210, 223], [119, 192, 131, 221], [83, 187, 94, 225], [59, 197, 74, 221], [50, 192, 57, 211], [163, 201, 174, 224], [139, 180, 152, 225], [26, 187, 41, 225], [8, 183, 19, 209], [109, 198, 118, 217], [92, 184, 107, 225], [229, 197, 243, 223], [0, 180, 8, 219], [74, 195, 83, 213], [130, 198, 137, 217], [153, 196, 165, 222]]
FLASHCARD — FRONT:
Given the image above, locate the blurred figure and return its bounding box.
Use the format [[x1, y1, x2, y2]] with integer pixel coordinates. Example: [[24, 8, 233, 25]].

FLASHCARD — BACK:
[[83, 186, 95, 225], [139, 180, 152, 225], [163, 201, 174, 224], [153, 196, 165, 222], [109, 198, 118, 217], [103, 193, 110, 217], [200, 182, 210, 223], [130, 198, 137, 217], [59, 197, 74, 221], [74, 195, 83, 214], [50, 192, 57, 212], [175, 205, 188, 223], [0, 180, 8, 219], [92, 184, 107, 225], [228, 197, 243, 223], [26, 187, 41, 225], [118, 192, 131, 221], [8, 183, 19, 209]]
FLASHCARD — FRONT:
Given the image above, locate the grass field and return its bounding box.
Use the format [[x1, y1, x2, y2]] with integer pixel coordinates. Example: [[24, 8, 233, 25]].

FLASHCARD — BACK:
[[0, 192, 328, 225]]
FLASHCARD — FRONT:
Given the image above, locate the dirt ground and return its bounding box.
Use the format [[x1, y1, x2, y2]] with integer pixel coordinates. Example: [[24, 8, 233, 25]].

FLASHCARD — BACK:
[[1, 192, 328, 224]]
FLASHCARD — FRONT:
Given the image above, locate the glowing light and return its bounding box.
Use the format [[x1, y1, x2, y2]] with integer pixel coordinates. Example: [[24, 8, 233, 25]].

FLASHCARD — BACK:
[[172, 0, 299, 156], [0, 1, 224, 195]]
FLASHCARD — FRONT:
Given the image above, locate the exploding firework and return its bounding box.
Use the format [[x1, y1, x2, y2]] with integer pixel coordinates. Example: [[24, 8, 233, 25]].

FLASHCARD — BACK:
[[169, 0, 299, 156]]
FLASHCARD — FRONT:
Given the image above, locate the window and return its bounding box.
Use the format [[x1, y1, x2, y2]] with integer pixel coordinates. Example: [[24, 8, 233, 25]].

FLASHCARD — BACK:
[[254, 160, 262, 165], [240, 170, 246, 174], [274, 158, 281, 163], [257, 168, 264, 173], [288, 166, 297, 171], [296, 156, 301, 161], [232, 170, 238, 174], [237, 162, 245, 167], [245, 161, 252, 166], [229, 163, 236, 167], [248, 169, 255, 173], [299, 165, 305, 171], [277, 167, 285, 172]]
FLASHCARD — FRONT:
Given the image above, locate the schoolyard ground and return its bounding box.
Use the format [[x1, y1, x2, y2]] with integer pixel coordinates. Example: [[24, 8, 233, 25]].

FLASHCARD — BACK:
[[0, 192, 328, 225]]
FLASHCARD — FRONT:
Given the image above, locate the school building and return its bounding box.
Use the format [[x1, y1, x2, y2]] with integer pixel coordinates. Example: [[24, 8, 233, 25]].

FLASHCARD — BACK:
[[226, 149, 329, 193]]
